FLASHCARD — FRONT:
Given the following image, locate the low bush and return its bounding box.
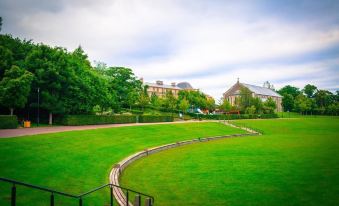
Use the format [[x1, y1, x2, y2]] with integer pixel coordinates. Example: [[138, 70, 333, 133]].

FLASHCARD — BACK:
[[187, 113, 278, 120], [0, 115, 18, 129], [57, 115, 137, 126], [139, 115, 174, 123], [56, 115, 174, 125], [130, 110, 144, 115]]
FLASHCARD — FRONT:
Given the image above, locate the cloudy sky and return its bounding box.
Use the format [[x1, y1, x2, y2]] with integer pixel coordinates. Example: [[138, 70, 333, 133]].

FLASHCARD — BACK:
[[1, 0, 339, 99]]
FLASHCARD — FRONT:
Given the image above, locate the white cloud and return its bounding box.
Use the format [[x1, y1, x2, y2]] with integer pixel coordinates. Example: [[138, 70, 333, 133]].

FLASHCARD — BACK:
[[3, 0, 339, 100]]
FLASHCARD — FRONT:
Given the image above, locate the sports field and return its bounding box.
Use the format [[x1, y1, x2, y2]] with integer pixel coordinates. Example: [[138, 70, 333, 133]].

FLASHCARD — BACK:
[[0, 122, 244, 205], [121, 117, 339, 205]]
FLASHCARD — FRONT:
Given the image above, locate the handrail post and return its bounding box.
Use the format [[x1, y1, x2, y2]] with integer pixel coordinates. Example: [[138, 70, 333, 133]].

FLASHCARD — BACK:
[[79, 198, 83, 206], [50, 193, 54, 206], [134, 194, 141, 206], [110, 185, 113, 206], [11, 184, 16, 206], [126, 190, 129, 206]]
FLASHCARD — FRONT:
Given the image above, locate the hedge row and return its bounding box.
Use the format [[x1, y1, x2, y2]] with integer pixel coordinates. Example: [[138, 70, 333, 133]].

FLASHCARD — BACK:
[[139, 115, 173, 123], [56, 115, 173, 126], [0, 115, 18, 129], [187, 113, 278, 120]]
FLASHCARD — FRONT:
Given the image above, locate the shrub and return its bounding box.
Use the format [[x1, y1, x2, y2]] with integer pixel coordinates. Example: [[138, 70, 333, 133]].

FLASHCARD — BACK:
[[139, 115, 174, 123], [0, 115, 18, 129], [130, 109, 144, 115], [186, 113, 278, 120], [57, 115, 137, 126]]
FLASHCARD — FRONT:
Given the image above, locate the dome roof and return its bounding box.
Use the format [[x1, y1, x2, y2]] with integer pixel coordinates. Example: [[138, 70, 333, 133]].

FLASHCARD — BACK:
[[177, 82, 193, 89]]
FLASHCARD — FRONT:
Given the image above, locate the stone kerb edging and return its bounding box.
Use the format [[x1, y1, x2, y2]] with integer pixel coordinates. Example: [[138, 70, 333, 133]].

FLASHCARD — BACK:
[[109, 122, 260, 206]]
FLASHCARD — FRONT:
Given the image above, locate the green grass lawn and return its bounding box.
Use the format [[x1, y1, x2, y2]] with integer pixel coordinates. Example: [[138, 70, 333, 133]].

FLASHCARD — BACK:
[[0, 122, 244, 205], [120, 118, 339, 206]]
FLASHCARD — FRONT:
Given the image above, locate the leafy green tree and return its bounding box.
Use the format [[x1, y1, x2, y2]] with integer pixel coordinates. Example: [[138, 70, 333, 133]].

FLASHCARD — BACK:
[[315, 90, 334, 108], [263, 97, 276, 114], [150, 93, 161, 108], [303, 84, 317, 98], [0, 17, 2, 32], [327, 103, 339, 115], [282, 94, 294, 112], [163, 91, 177, 114], [138, 86, 150, 111], [278, 85, 301, 98], [278, 85, 301, 112], [238, 86, 253, 111], [104, 67, 142, 111], [206, 98, 216, 112], [179, 98, 190, 114], [250, 97, 263, 114], [219, 99, 231, 112], [0, 65, 33, 115], [178, 90, 208, 110], [245, 105, 256, 114], [294, 94, 312, 114], [0, 45, 13, 77]]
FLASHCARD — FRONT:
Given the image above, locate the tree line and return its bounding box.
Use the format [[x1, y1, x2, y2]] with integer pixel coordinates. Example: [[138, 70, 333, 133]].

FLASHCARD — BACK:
[[278, 84, 338, 115], [0, 34, 216, 124]]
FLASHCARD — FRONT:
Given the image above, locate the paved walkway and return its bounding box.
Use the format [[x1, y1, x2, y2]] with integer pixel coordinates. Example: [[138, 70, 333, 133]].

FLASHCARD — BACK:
[[0, 121, 205, 138]]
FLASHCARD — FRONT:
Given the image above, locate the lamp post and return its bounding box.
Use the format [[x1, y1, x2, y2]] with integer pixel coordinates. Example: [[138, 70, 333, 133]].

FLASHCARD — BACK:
[[37, 88, 40, 127]]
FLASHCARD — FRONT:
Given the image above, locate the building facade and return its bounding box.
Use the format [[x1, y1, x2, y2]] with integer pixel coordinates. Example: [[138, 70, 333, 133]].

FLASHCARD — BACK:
[[144, 80, 201, 98], [223, 80, 282, 112], [144, 80, 182, 98]]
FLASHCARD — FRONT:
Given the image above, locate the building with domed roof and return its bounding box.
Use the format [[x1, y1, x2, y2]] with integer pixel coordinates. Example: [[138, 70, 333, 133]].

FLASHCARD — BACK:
[[143, 80, 197, 98]]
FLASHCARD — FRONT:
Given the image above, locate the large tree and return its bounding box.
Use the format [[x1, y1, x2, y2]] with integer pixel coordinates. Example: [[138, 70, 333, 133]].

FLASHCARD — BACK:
[[104, 67, 142, 111], [163, 91, 177, 114], [303, 84, 317, 98], [238, 86, 253, 111], [0, 65, 33, 115], [179, 98, 190, 114]]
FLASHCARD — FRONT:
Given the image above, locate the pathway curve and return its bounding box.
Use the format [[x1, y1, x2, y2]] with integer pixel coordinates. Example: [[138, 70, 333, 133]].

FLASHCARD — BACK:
[[0, 120, 201, 138], [109, 121, 261, 206]]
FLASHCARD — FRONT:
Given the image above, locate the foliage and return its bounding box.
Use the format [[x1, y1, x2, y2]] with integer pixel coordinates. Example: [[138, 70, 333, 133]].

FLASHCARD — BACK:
[[103, 67, 142, 111], [163, 91, 177, 113], [178, 90, 212, 111], [263, 97, 276, 114], [281, 93, 294, 112], [219, 99, 232, 112], [303, 84, 317, 98], [238, 86, 253, 111], [138, 86, 150, 111], [245, 105, 256, 114], [0, 65, 33, 115], [178, 98, 190, 113], [0, 115, 17, 129], [56, 115, 137, 125], [139, 115, 174, 123]]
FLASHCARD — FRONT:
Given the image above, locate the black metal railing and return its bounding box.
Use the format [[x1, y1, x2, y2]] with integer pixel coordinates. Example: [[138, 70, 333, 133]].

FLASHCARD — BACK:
[[0, 177, 154, 206]]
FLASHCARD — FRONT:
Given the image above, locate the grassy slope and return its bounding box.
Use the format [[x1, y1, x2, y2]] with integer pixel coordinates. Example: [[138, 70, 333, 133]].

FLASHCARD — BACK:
[[0, 122, 244, 205], [120, 118, 339, 206]]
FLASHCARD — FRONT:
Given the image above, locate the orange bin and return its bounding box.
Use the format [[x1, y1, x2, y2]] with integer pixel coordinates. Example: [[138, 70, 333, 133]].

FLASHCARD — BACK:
[[24, 121, 31, 128]]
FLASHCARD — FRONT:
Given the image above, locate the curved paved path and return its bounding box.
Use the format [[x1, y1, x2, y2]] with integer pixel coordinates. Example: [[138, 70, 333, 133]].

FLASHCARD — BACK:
[[110, 121, 261, 206], [0, 120, 201, 138]]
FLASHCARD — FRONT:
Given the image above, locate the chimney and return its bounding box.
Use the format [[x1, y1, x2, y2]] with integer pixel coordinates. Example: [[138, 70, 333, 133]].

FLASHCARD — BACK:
[[156, 80, 163, 85], [171, 82, 176, 87]]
